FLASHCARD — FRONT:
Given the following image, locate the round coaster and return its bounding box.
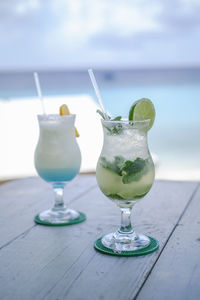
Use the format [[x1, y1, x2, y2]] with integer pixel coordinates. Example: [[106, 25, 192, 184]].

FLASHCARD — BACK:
[[34, 211, 86, 226], [94, 236, 159, 256]]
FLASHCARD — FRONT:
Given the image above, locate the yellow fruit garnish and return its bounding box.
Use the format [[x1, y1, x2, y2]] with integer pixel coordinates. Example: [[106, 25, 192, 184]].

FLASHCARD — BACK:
[[59, 104, 79, 137], [60, 104, 70, 115], [74, 128, 79, 137]]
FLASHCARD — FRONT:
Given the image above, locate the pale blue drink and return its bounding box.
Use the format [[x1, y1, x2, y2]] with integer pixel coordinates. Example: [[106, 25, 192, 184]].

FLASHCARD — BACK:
[[34, 114, 84, 225]]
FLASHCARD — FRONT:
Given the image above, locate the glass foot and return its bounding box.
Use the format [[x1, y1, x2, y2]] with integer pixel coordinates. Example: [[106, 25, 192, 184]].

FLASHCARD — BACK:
[[34, 209, 86, 226], [102, 232, 150, 252], [94, 235, 159, 256]]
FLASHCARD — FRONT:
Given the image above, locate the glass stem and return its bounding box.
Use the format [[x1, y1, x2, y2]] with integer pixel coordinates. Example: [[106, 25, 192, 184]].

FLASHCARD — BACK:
[[118, 208, 133, 234], [52, 183, 66, 211]]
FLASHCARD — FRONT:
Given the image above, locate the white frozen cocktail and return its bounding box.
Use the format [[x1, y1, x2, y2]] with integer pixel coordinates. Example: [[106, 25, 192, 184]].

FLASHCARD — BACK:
[[34, 105, 86, 225]]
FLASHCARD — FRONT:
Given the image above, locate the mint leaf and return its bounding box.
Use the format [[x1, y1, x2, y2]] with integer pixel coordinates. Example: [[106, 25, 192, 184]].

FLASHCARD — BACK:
[[110, 124, 123, 134], [100, 156, 149, 184], [107, 194, 125, 200], [96, 110, 122, 134], [121, 158, 148, 184], [97, 109, 122, 121], [96, 109, 109, 120], [100, 156, 125, 175], [114, 156, 125, 170], [104, 122, 123, 135], [112, 116, 122, 121]]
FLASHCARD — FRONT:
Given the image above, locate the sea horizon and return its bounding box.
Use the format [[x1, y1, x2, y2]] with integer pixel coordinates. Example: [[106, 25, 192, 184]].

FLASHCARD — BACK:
[[1, 65, 200, 72], [0, 66, 200, 100]]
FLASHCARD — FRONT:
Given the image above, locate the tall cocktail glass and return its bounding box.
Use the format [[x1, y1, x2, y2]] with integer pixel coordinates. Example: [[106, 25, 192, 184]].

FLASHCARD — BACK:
[[96, 119, 155, 252], [34, 114, 85, 225]]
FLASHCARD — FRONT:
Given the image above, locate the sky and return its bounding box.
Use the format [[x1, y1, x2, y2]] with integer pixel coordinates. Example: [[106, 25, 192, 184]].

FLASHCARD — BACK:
[[0, 0, 200, 70]]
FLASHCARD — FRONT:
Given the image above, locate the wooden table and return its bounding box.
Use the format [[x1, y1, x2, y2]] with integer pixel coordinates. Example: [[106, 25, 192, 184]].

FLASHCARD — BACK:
[[0, 175, 200, 300]]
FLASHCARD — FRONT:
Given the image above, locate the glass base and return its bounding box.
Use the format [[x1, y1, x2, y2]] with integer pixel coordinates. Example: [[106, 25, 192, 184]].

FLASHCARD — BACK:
[[94, 235, 159, 256], [101, 231, 150, 252], [34, 208, 86, 226]]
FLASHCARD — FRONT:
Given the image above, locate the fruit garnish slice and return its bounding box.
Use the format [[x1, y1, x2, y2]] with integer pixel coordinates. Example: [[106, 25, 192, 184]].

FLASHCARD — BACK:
[[60, 104, 70, 115], [59, 104, 79, 137], [74, 127, 79, 137], [128, 98, 155, 130]]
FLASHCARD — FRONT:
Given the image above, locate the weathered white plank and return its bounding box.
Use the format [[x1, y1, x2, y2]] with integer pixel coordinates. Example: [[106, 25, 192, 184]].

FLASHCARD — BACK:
[[47, 181, 198, 300], [0, 178, 198, 300], [137, 182, 200, 300], [0, 175, 96, 249]]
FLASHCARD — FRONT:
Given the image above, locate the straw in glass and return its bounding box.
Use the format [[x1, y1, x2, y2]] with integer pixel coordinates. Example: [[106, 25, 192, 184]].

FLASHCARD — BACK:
[[88, 69, 109, 120], [33, 72, 46, 115]]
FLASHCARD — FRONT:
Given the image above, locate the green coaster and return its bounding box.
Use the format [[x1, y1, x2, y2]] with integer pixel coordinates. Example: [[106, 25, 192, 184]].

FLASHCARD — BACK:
[[94, 236, 159, 256], [34, 212, 86, 226]]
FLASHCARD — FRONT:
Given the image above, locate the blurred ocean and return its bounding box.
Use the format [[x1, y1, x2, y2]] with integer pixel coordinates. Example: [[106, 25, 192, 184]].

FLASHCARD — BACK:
[[1, 68, 200, 179]]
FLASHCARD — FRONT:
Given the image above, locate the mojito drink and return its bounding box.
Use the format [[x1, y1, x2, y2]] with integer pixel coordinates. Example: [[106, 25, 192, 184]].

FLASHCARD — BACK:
[[96, 119, 155, 208]]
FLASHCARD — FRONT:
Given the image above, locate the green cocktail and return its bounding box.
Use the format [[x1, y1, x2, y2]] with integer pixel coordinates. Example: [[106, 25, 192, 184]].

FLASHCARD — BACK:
[[96, 122, 155, 207], [95, 99, 157, 253]]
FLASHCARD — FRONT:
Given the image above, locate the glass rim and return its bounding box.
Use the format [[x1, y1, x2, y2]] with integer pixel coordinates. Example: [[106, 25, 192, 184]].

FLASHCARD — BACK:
[[101, 118, 150, 126], [37, 114, 75, 121]]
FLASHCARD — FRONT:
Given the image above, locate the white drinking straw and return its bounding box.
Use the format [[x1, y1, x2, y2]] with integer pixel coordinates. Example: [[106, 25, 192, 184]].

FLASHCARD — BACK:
[[88, 69, 109, 120], [33, 72, 46, 115]]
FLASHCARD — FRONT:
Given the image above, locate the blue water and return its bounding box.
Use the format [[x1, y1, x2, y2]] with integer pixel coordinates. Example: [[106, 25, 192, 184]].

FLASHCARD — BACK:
[[36, 167, 79, 182], [1, 69, 200, 128], [0, 69, 199, 127], [99, 85, 200, 126]]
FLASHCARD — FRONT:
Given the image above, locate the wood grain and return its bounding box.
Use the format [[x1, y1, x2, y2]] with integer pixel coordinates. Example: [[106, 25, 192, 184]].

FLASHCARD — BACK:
[[136, 182, 200, 300], [0, 177, 198, 300], [0, 175, 96, 249]]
